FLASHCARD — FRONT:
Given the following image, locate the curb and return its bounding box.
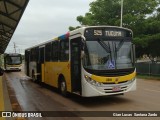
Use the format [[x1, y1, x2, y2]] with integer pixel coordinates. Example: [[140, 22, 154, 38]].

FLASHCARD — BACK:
[[0, 75, 13, 120]]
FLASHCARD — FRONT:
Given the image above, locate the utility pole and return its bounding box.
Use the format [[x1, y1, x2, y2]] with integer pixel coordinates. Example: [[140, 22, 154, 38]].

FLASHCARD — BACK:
[[120, 0, 124, 27], [13, 42, 17, 53]]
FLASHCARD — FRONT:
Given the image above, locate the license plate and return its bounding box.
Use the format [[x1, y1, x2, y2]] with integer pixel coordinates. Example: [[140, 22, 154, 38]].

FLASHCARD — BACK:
[[112, 86, 121, 91]]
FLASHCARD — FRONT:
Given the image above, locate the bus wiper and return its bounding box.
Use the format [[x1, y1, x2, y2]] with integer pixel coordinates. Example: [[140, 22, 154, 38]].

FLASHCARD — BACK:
[[116, 39, 124, 52], [97, 38, 112, 62], [97, 38, 111, 53]]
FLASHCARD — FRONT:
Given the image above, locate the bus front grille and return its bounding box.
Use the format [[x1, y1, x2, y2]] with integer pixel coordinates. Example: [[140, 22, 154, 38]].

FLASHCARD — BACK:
[[104, 86, 127, 93]]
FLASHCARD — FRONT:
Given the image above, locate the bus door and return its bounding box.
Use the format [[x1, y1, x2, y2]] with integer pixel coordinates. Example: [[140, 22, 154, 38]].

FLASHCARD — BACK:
[[39, 47, 45, 82], [71, 37, 82, 94], [25, 50, 30, 76]]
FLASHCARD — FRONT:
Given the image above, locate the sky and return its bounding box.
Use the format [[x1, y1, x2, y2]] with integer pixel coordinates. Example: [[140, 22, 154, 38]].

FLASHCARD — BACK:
[[5, 0, 94, 54]]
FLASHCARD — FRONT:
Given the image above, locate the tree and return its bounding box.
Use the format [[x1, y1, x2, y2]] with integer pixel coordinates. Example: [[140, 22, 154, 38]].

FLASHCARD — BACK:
[[69, 0, 160, 57], [77, 0, 121, 26], [68, 26, 81, 31], [134, 10, 160, 57], [76, 0, 159, 28]]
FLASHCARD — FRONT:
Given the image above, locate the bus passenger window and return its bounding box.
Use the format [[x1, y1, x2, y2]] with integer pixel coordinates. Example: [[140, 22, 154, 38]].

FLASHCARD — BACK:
[[30, 48, 37, 62], [45, 43, 52, 61], [60, 39, 69, 61], [52, 41, 59, 61]]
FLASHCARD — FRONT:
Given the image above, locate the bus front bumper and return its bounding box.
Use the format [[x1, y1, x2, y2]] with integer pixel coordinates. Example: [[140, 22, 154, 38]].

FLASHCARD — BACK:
[[82, 78, 136, 97]]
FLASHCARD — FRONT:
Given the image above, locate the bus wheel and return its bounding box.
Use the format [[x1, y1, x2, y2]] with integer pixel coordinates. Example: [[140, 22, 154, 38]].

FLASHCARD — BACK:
[[60, 78, 67, 97]]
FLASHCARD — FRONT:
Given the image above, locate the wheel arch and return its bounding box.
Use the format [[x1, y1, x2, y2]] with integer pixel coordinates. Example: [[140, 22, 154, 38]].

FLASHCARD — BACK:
[[58, 74, 65, 88]]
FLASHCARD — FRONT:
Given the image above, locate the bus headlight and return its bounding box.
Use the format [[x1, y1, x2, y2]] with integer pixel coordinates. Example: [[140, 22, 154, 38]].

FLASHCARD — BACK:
[[85, 75, 103, 86], [127, 77, 136, 84], [131, 77, 136, 82], [132, 77, 135, 81]]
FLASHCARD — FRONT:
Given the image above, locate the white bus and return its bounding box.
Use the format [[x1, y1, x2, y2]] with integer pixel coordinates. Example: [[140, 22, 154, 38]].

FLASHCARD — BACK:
[[25, 26, 136, 97], [4, 53, 22, 71]]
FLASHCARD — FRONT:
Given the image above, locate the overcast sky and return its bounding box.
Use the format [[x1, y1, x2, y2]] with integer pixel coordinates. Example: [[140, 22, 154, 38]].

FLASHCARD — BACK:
[[5, 0, 94, 54]]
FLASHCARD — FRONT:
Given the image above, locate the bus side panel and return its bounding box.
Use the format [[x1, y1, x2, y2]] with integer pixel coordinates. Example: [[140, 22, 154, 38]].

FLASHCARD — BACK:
[[25, 51, 30, 76], [41, 64, 45, 82], [44, 62, 49, 85], [44, 62, 71, 92], [44, 62, 56, 87]]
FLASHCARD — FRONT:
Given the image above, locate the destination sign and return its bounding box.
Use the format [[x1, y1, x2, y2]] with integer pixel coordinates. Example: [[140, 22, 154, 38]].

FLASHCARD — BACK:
[[105, 31, 122, 37], [85, 27, 132, 38]]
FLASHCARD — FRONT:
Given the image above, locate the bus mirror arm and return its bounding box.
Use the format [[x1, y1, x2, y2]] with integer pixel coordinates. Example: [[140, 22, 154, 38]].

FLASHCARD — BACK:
[[81, 35, 86, 41], [81, 35, 86, 49], [132, 44, 136, 63], [81, 51, 85, 59], [81, 35, 86, 59]]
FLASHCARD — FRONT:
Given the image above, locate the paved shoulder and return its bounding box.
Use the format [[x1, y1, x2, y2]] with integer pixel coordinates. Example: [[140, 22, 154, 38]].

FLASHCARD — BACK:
[[0, 75, 13, 120]]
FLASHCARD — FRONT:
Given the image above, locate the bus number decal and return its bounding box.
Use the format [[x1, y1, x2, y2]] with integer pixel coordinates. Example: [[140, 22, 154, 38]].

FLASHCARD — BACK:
[[94, 30, 102, 36]]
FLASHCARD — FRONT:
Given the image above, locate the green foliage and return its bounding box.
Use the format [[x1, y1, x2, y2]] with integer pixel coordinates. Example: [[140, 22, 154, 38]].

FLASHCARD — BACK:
[[69, 0, 160, 57], [76, 0, 121, 26], [68, 26, 81, 31], [76, 0, 159, 27], [131, 33, 160, 57], [134, 9, 160, 57]]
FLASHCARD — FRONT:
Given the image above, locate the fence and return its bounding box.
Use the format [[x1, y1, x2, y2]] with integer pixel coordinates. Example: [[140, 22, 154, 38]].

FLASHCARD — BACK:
[[136, 62, 160, 76]]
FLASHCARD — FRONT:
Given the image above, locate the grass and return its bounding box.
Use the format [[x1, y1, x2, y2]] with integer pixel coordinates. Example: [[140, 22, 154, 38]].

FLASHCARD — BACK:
[[137, 74, 160, 80]]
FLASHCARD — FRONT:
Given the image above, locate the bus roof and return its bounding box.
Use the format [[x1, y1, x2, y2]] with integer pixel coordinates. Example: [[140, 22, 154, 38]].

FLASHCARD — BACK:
[[25, 26, 133, 51]]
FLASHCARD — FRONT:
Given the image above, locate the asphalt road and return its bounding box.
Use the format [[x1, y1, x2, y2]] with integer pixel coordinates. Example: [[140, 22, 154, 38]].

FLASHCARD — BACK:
[[4, 71, 160, 120]]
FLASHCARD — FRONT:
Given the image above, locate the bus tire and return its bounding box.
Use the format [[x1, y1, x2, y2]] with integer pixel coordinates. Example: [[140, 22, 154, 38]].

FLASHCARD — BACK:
[[59, 77, 67, 97]]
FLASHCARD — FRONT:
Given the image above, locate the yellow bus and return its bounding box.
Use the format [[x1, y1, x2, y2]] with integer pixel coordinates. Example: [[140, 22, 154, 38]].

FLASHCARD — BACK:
[[4, 53, 22, 71], [25, 26, 136, 97]]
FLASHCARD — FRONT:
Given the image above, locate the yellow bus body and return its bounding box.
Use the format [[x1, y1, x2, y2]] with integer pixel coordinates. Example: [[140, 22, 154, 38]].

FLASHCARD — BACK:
[[91, 71, 136, 84], [44, 62, 71, 92]]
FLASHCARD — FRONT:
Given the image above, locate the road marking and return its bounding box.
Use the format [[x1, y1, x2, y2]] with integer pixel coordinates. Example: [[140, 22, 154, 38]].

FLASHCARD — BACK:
[[144, 88, 160, 93], [0, 76, 5, 120]]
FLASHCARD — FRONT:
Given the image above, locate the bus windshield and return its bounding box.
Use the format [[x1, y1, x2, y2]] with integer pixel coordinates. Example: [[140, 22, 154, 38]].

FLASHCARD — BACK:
[[83, 39, 134, 70], [6, 56, 22, 65]]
